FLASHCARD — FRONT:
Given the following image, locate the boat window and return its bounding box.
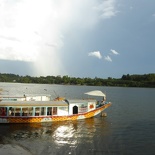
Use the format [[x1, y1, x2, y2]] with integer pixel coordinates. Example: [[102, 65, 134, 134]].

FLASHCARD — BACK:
[[35, 107, 40, 116], [9, 107, 21, 116], [9, 107, 13, 116], [0, 107, 7, 116], [15, 108, 21, 116], [53, 107, 57, 115], [22, 107, 28, 116], [41, 107, 46, 115], [10, 107, 15, 116], [28, 107, 33, 116], [21, 107, 33, 116], [47, 107, 52, 115]]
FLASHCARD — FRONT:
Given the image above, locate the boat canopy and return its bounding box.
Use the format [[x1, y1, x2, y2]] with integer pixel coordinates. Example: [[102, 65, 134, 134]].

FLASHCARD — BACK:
[[85, 90, 106, 97]]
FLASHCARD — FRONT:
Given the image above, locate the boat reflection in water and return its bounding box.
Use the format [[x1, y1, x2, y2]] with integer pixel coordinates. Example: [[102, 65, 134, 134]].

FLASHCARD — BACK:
[[2, 117, 111, 154]]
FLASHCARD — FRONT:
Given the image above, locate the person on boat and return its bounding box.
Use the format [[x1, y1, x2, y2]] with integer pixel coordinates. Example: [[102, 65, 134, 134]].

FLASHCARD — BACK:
[[9, 110, 12, 116], [100, 97, 106, 105], [9, 107, 13, 116]]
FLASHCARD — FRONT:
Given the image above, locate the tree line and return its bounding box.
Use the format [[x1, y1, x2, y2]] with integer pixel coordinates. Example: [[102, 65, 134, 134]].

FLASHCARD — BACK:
[[0, 73, 155, 88]]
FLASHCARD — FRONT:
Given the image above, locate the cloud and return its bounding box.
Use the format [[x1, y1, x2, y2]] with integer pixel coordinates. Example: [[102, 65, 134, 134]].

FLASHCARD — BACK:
[[95, 0, 118, 19], [88, 48, 120, 62], [111, 49, 120, 55], [0, 0, 117, 76], [88, 51, 102, 59], [104, 55, 112, 62], [0, 35, 20, 42]]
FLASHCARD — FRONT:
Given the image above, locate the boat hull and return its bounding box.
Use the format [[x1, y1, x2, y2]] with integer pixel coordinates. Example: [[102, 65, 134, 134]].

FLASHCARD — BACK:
[[0, 103, 111, 123]]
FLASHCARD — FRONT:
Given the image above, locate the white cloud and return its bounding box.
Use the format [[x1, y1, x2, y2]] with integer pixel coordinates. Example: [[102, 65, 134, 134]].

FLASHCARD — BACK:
[[0, 0, 117, 76], [104, 55, 112, 62], [111, 49, 119, 55], [95, 0, 118, 19], [88, 51, 102, 59]]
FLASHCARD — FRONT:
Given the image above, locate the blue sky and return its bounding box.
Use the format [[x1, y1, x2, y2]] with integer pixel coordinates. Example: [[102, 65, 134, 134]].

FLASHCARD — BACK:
[[0, 0, 155, 78]]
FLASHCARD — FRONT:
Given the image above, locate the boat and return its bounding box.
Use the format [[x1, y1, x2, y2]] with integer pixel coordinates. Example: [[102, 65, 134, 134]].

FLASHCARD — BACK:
[[0, 90, 111, 123]]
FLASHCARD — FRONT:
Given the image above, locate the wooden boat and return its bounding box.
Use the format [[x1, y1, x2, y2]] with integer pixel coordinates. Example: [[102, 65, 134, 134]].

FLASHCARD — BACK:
[[0, 90, 111, 123]]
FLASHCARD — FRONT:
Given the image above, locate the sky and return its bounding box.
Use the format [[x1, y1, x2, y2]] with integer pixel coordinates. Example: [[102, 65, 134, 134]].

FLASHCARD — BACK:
[[0, 0, 155, 78]]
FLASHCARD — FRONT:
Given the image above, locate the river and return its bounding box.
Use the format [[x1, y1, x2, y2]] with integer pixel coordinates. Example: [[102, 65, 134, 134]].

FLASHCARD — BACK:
[[0, 83, 155, 155]]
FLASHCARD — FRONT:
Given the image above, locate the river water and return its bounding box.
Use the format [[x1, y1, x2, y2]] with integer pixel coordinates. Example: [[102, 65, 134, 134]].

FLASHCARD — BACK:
[[0, 83, 155, 155]]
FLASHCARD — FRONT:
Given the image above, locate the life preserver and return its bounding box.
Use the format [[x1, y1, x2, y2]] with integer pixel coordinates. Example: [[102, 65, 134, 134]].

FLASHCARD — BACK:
[[89, 104, 94, 109]]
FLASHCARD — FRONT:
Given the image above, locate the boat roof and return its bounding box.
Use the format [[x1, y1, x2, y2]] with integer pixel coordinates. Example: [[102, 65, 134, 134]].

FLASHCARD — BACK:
[[0, 101, 68, 107], [85, 90, 106, 97], [68, 99, 96, 104], [0, 99, 96, 106]]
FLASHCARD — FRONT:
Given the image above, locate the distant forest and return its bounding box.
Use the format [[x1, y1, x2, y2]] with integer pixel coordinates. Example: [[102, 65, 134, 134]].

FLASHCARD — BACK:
[[0, 73, 155, 88]]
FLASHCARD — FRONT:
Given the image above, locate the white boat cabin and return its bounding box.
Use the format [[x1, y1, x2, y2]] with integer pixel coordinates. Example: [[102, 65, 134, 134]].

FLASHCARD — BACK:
[[0, 99, 97, 117], [67, 99, 96, 115]]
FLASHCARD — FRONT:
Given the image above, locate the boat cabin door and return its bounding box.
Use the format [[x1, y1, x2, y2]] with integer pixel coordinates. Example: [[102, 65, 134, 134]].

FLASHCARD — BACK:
[[73, 106, 78, 114]]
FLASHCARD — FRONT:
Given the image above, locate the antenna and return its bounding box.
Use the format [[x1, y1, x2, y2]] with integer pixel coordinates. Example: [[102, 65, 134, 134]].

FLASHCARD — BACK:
[[53, 90, 59, 98]]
